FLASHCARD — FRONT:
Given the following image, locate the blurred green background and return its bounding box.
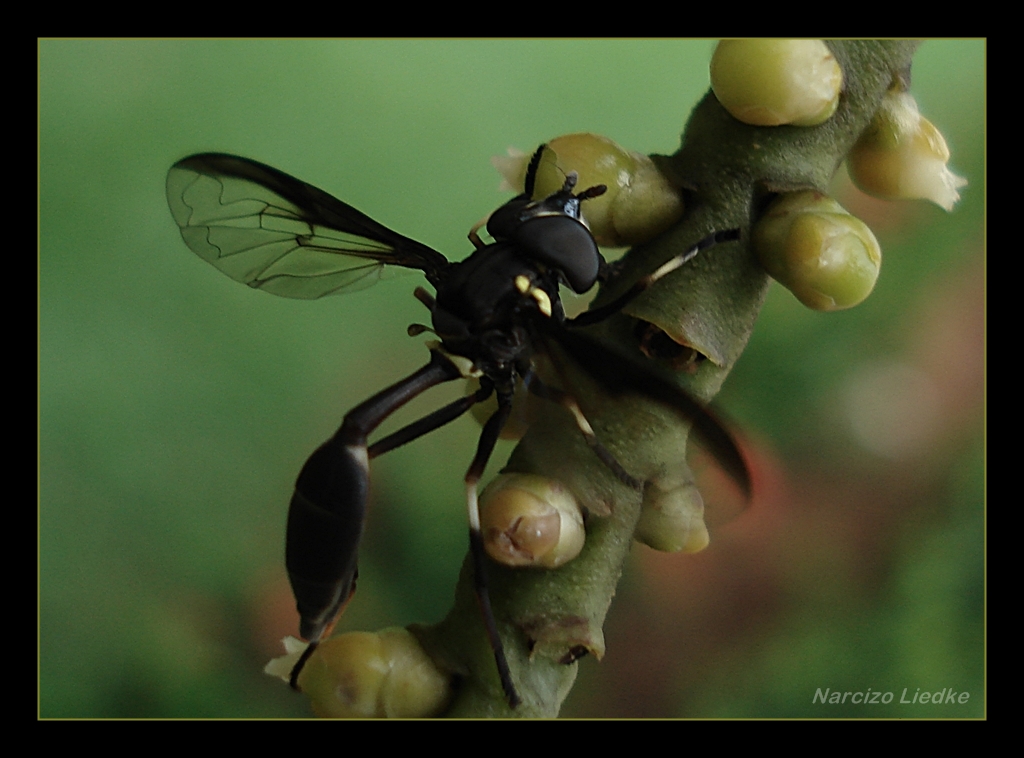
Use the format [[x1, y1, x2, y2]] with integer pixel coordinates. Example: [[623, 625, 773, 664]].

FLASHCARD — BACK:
[[40, 40, 984, 718]]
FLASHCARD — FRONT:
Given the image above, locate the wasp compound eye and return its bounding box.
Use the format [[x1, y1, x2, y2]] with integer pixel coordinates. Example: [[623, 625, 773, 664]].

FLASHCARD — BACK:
[[512, 216, 600, 294]]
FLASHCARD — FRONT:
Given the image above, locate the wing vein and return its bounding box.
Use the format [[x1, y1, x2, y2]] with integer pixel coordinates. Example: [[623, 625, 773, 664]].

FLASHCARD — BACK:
[[167, 153, 451, 299]]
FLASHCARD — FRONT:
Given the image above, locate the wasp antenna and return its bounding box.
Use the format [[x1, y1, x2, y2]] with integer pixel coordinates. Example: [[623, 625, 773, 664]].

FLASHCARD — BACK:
[[524, 143, 549, 198], [577, 184, 608, 201]]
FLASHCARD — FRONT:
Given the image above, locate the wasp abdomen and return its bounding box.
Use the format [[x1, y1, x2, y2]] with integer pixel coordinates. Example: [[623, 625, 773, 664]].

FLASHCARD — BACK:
[[286, 438, 368, 640]]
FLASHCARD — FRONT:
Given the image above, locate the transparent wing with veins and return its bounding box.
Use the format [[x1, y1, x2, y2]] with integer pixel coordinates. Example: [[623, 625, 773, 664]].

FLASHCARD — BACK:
[[166, 153, 450, 300]]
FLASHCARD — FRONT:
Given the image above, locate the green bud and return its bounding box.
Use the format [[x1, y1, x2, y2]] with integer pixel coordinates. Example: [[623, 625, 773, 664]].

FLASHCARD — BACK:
[[754, 191, 882, 311], [493, 133, 684, 247], [270, 629, 451, 718], [636, 478, 710, 553], [710, 39, 843, 127]]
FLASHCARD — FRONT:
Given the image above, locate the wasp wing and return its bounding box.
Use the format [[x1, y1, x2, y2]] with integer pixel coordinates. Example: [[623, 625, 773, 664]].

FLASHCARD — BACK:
[[539, 322, 751, 500], [166, 153, 450, 299]]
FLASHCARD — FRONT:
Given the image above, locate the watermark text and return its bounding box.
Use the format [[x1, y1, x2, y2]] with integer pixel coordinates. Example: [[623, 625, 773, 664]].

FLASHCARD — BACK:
[[813, 688, 970, 705]]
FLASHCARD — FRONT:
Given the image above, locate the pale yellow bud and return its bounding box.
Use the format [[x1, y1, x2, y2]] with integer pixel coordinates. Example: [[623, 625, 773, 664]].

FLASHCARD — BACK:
[[491, 147, 531, 194], [480, 473, 585, 568], [636, 479, 710, 553], [848, 91, 967, 211], [754, 191, 882, 311], [710, 39, 843, 127], [267, 629, 451, 719], [493, 133, 684, 247]]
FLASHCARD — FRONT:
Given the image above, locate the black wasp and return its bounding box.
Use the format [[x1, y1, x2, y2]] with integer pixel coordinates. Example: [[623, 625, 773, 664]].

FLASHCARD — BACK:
[[166, 147, 749, 708]]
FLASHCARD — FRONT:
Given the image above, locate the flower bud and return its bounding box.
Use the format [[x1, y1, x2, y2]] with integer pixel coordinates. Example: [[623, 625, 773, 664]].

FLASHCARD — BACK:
[[754, 191, 881, 311], [493, 133, 684, 247], [635, 479, 710, 553], [491, 146, 532, 195], [266, 629, 451, 718], [847, 90, 967, 211], [710, 39, 843, 127], [479, 473, 585, 568]]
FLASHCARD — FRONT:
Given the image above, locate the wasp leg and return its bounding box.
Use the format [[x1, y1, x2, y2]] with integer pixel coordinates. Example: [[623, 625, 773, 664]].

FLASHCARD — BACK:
[[468, 218, 489, 249], [465, 391, 522, 708], [286, 349, 463, 690], [541, 324, 751, 500], [413, 286, 436, 310], [367, 380, 494, 459], [523, 372, 642, 490], [568, 229, 741, 327]]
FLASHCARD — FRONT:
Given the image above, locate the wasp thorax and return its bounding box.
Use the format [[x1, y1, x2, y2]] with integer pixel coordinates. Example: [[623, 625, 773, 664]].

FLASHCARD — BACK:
[[847, 90, 967, 211], [479, 473, 585, 568], [271, 628, 451, 719], [753, 191, 881, 311], [711, 39, 843, 127], [493, 133, 684, 247]]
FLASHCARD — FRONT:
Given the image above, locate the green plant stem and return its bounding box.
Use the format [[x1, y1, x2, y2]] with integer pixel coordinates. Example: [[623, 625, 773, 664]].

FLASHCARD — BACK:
[[413, 40, 920, 718]]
